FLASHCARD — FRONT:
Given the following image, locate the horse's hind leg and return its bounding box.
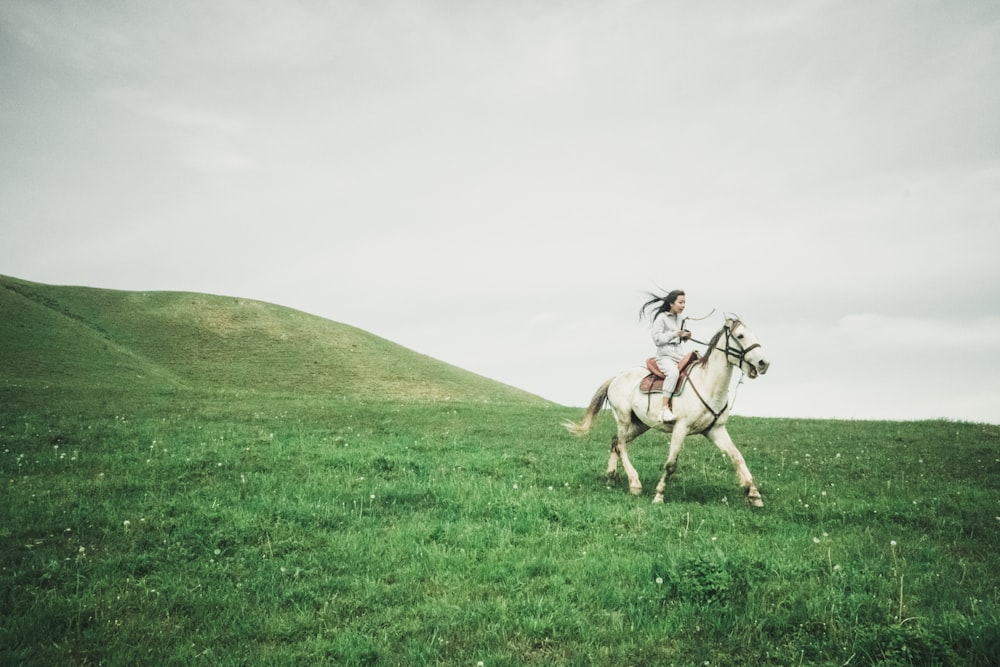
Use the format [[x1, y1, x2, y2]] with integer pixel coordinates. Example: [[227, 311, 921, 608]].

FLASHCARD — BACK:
[[609, 414, 646, 495], [653, 422, 689, 504], [618, 441, 642, 495], [606, 435, 621, 480], [606, 435, 639, 493], [604, 427, 640, 494]]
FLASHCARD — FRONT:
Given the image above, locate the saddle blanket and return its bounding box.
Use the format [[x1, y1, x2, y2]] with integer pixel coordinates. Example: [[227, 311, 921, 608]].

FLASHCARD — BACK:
[[639, 351, 700, 394]]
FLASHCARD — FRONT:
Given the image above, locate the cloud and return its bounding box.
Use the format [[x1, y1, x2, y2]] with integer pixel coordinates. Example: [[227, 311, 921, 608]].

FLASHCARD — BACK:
[[145, 102, 249, 136], [1, 1, 998, 423], [177, 150, 257, 173], [837, 314, 1000, 349], [94, 89, 256, 172]]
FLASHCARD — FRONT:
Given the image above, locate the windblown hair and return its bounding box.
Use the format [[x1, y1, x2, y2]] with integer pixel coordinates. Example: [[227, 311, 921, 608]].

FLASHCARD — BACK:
[[639, 289, 685, 322]]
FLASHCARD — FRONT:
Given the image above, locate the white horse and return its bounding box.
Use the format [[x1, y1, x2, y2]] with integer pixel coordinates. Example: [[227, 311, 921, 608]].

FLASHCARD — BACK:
[[564, 318, 770, 507]]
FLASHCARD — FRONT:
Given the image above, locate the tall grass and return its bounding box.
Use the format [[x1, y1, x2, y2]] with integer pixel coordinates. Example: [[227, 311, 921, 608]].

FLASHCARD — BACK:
[[2, 389, 998, 666]]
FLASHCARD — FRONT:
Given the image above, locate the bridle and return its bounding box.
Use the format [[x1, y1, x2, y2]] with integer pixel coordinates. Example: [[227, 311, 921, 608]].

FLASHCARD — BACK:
[[691, 321, 761, 373], [683, 321, 762, 432], [719, 322, 761, 372]]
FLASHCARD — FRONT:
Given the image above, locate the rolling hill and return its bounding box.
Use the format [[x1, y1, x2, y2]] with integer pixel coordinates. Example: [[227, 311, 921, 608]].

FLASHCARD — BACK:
[[0, 274, 550, 406], [3, 273, 999, 665]]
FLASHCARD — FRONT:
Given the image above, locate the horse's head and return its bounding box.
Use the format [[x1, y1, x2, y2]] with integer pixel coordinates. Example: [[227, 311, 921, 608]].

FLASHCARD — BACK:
[[724, 318, 770, 379]]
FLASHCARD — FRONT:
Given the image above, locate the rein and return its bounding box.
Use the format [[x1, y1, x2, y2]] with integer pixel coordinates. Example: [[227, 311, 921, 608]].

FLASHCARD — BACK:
[[682, 323, 755, 433], [686, 377, 728, 433], [690, 323, 759, 370]]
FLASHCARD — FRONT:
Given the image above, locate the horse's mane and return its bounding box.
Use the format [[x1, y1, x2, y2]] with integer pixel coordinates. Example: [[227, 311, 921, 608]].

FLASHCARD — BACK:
[[696, 321, 740, 368]]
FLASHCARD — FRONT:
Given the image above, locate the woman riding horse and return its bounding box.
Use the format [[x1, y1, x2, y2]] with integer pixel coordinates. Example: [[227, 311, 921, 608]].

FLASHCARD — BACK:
[[640, 289, 692, 423], [564, 314, 770, 506]]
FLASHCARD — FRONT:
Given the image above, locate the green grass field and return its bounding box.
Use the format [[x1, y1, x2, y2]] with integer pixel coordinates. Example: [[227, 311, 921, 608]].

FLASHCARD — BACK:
[[2, 276, 999, 665]]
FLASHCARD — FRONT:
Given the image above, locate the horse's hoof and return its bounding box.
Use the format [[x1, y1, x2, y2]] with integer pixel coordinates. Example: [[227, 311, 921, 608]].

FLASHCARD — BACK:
[[629, 486, 642, 496], [652, 495, 664, 504], [744, 485, 764, 508]]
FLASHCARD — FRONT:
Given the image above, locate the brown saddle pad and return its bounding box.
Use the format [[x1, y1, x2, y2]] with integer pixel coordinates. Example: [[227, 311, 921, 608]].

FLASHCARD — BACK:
[[639, 351, 700, 394]]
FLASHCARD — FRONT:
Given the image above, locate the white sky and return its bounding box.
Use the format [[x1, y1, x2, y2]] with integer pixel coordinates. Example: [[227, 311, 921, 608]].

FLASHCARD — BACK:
[[2, 0, 999, 423]]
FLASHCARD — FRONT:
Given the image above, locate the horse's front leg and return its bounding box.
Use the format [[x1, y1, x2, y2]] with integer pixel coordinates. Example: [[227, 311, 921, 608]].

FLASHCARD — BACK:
[[706, 426, 763, 507], [653, 422, 689, 504]]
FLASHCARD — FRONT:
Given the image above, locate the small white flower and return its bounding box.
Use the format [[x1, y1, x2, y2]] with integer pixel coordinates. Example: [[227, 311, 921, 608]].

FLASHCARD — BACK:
[[123, 520, 131, 528], [891, 540, 897, 547], [655, 577, 663, 585], [813, 537, 820, 544]]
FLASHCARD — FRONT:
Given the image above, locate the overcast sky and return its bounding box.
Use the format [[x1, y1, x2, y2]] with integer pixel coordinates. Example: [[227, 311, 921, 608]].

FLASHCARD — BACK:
[[2, 1, 999, 424]]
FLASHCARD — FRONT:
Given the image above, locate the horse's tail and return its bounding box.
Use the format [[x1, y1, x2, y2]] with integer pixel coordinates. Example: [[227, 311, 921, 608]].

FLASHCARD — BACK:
[[562, 377, 613, 437]]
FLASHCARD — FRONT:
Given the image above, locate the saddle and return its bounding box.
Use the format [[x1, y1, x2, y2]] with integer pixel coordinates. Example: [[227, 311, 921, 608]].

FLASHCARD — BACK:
[[639, 351, 700, 395]]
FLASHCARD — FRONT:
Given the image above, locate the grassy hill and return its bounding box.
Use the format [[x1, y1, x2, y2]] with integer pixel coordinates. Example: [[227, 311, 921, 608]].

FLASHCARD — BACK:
[[0, 274, 549, 406], [2, 274, 998, 666]]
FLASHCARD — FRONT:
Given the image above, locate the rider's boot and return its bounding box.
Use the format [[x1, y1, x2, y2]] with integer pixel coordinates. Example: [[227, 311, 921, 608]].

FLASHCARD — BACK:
[[660, 398, 675, 423]]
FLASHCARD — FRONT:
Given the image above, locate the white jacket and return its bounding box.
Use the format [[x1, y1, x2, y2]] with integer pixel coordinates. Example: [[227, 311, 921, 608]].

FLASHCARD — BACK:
[[651, 311, 686, 362]]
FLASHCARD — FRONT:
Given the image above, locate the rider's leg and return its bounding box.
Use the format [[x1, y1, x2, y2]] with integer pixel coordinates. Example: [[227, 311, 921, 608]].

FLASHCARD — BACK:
[[659, 363, 679, 422], [660, 395, 673, 422]]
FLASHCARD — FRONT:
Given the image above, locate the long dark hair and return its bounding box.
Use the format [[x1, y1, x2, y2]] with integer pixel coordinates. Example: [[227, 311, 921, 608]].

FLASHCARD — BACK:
[[639, 289, 685, 322]]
